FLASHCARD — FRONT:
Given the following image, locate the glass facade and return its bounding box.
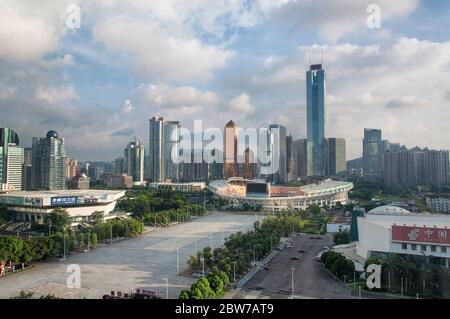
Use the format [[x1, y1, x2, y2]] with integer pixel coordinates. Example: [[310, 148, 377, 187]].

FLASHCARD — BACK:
[[306, 64, 326, 176]]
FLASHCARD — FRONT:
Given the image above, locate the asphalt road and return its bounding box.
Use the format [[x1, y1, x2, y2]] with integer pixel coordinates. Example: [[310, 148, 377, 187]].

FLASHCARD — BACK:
[[243, 233, 355, 299]]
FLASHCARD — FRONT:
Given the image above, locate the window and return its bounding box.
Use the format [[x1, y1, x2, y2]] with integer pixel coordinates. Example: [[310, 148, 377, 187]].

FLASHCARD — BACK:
[[411, 244, 417, 251], [401, 243, 407, 250], [421, 245, 427, 251], [431, 245, 436, 252], [441, 246, 447, 253]]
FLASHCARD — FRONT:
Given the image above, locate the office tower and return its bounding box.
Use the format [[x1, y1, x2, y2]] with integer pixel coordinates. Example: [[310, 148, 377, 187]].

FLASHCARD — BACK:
[[306, 64, 326, 176], [113, 157, 125, 175], [164, 121, 180, 182], [293, 138, 307, 178], [65, 158, 78, 179], [181, 150, 208, 182], [325, 138, 346, 176], [0, 128, 23, 191], [149, 117, 164, 182], [124, 137, 145, 185], [149, 117, 181, 182], [363, 128, 382, 183], [206, 148, 223, 180], [31, 130, 67, 190], [286, 135, 294, 181], [242, 148, 256, 180], [224, 120, 238, 179], [260, 124, 287, 184]]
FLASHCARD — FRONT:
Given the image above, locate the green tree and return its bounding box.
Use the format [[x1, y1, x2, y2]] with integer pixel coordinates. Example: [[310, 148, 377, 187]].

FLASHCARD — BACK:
[[333, 230, 350, 245], [89, 211, 104, 225], [90, 233, 98, 247], [43, 208, 70, 233]]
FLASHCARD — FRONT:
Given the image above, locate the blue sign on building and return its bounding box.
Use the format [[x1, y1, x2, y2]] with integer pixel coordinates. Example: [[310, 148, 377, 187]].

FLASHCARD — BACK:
[[51, 196, 77, 206]]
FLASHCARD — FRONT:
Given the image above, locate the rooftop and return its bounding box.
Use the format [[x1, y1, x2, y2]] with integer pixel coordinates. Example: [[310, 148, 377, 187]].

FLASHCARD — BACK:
[[0, 189, 125, 199]]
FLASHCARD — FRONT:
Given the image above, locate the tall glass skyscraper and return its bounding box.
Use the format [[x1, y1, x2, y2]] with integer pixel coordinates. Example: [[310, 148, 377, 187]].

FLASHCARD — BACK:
[[363, 128, 383, 182], [149, 117, 180, 182], [31, 130, 67, 190], [124, 137, 145, 185], [306, 64, 326, 176]]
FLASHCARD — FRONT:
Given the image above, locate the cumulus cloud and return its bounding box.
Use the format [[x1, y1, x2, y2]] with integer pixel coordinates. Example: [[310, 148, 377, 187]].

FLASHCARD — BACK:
[[92, 16, 234, 82], [122, 99, 134, 113], [228, 92, 255, 113], [35, 85, 78, 105], [268, 0, 419, 42], [141, 83, 219, 111]]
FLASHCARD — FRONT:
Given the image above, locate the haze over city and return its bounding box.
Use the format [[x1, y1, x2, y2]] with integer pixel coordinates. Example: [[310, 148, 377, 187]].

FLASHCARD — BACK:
[[1, 0, 449, 161]]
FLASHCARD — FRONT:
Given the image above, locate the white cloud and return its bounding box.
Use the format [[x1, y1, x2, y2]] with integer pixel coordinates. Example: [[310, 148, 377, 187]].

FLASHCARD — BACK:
[[92, 16, 234, 81], [141, 83, 219, 111], [269, 0, 419, 42], [123, 99, 134, 113], [228, 92, 255, 113], [35, 85, 78, 104]]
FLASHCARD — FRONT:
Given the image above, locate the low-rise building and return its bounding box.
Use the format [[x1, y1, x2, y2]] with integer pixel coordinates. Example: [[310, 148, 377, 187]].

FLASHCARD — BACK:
[[356, 205, 450, 267], [149, 182, 206, 192], [327, 211, 351, 233], [426, 197, 450, 213], [68, 173, 90, 189], [0, 189, 125, 223], [105, 174, 133, 188]]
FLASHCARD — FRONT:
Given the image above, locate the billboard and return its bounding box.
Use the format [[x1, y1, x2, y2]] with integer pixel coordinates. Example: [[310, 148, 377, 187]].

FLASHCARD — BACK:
[[51, 196, 77, 206], [246, 182, 269, 195], [392, 225, 450, 245]]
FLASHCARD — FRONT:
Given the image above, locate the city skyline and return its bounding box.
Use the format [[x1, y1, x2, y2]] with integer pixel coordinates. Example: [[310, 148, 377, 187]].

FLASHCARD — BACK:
[[0, 1, 449, 161]]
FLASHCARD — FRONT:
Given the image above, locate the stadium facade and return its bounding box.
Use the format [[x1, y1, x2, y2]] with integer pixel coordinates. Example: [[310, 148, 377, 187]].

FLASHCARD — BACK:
[[209, 178, 353, 211]]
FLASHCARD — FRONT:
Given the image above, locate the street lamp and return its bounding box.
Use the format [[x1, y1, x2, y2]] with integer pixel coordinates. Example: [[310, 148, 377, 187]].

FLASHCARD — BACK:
[[176, 248, 179, 275], [200, 257, 205, 275], [291, 267, 295, 298], [162, 278, 169, 299]]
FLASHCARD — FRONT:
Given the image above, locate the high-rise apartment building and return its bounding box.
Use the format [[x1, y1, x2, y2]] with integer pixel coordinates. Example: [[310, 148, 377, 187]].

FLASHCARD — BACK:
[[66, 158, 78, 179], [259, 124, 287, 184], [382, 149, 449, 187], [164, 121, 180, 182], [286, 135, 295, 181], [306, 64, 326, 176], [22, 147, 32, 190], [325, 138, 346, 176], [363, 128, 383, 183], [0, 128, 23, 191], [124, 137, 145, 185], [31, 130, 67, 190]]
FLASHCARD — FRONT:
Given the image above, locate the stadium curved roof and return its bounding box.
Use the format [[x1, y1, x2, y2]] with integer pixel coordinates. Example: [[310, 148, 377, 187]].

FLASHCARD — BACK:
[[367, 205, 412, 216]]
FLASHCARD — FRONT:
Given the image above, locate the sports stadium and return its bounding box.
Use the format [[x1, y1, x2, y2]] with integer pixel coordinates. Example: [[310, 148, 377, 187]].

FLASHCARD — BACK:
[[209, 178, 353, 211]]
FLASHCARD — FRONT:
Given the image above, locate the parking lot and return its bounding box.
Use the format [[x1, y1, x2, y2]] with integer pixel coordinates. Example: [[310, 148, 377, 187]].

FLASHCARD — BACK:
[[241, 233, 355, 299], [0, 212, 263, 299]]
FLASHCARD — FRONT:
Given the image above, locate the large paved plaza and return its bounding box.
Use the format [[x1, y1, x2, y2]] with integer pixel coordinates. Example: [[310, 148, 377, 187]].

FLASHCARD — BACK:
[[0, 212, 263, 299]]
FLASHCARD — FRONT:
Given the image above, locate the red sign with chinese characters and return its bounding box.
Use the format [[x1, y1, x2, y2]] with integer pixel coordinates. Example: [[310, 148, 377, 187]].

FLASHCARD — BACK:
[[392, 225, 450, 244]]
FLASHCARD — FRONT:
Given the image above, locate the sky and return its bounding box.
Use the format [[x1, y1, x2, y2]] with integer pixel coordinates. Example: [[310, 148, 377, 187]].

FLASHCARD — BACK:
[[0, 0, 449, 161]]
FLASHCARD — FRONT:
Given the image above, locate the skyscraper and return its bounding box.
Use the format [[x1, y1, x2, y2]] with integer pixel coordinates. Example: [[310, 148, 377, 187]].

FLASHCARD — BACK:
[[0, 128, 23, 191], [286, 135, 294, 181], [124, 137, 145, 185], [260, 124, 287, 184], [163, 121, 180, 182], [31, 130, 67, 190], [224, 120, 238, 179], [325, 138, 346, 176], [149, 117, 181, 182], [293, 138, 307, 178], [306, 64, 326, 176], [149, 117, 165, 182], [363, 128, 382, 183]]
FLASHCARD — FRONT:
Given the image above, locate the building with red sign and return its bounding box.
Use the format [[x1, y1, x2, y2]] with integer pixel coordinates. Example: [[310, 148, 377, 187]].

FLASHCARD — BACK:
[[356, 205, 450, 267]]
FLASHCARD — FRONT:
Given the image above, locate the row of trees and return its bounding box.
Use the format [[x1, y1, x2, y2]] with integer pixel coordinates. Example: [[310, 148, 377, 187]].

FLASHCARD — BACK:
[[180, 269, 230, 299], [368, 254, 450, 298], [320, 250, 355, 281], [117, 188, 207, 226], [180, 213, 308, 299]]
